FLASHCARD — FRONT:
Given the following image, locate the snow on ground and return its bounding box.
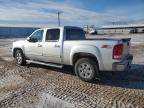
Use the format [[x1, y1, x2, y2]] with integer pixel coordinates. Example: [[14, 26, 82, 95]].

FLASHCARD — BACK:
[[35, 93, 75, 108]]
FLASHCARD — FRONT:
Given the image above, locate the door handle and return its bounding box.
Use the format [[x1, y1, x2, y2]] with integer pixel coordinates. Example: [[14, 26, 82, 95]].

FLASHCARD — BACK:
[[38, 44, 42, 47], [55, 44, 60, 48]]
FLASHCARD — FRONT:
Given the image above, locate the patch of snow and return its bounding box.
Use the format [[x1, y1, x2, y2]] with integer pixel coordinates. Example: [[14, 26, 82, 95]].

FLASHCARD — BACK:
[[0, 65, 4, 69], [1, 57, 13, 62], [0, 75, 25, 88], [35, 93, 75, 108], [0, 92, 12, 101]]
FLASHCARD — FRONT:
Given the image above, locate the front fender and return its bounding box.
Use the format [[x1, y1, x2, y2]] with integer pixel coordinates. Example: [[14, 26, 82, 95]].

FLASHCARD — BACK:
[[70, 45, 104, 70], [12, 40, 26, 56]]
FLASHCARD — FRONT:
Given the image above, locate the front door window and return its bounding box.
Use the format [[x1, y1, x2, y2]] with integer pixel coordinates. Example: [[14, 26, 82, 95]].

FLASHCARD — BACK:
[[30, 30, 43, 42]]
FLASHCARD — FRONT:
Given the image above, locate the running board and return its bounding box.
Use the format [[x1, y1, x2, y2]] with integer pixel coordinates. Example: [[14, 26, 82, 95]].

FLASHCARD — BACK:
[[26, 60, 63, 68]]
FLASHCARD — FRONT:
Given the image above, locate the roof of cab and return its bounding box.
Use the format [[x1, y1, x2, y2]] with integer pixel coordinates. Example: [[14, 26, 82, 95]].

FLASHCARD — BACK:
[[41, 26, 82, 29]]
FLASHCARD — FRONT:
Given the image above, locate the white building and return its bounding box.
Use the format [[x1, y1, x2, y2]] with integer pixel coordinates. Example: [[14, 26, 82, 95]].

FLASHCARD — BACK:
[[98, 24, 144, 34]]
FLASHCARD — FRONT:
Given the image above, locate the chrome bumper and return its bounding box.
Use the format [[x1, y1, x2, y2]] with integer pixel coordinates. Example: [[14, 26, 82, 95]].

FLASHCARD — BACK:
[[112, 54, 133, 71]]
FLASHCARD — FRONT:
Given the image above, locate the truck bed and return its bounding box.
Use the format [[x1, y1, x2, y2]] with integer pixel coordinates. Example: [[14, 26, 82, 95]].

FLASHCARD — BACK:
[[86, 38, 131, 42]]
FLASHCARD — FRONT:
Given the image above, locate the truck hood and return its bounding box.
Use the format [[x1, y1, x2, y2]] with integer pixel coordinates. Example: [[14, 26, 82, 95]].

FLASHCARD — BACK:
[[13, 40, 27, 47]]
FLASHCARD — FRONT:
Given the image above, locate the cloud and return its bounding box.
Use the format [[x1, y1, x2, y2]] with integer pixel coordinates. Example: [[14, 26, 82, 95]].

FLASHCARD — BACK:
[[105, 2, 144, 25], [0, 0, 135, 27]]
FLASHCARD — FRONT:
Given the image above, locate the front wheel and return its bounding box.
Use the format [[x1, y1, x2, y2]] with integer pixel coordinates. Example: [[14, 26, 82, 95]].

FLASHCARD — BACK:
[[74, 58, 99, 82], [15, 50, 26, 65]]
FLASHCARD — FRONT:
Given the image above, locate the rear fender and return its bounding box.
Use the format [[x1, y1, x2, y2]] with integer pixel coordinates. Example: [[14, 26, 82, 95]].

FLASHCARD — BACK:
[[70, 45, 104, 70]]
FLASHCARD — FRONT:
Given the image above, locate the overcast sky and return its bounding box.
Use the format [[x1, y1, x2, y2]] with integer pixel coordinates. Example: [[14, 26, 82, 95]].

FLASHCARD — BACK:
[[0, 0, 144, 27]]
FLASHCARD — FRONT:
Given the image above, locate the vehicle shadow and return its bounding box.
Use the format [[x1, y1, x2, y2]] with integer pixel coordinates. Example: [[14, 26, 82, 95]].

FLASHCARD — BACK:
[[27, 63, 144, 90], [27, 63, 76, 76], [95, 64, 144, 90]]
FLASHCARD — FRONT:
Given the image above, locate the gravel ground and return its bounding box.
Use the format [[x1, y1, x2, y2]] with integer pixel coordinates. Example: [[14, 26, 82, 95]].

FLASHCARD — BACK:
[[0, 36, 144, 108]]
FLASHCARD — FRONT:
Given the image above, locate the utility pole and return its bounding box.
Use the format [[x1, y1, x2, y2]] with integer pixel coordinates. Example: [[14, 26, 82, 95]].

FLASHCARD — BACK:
[[57, 11, 62, 26]]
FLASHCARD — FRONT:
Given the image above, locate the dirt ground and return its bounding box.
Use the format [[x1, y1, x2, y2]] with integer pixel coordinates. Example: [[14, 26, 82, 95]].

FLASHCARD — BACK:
[[0, 36, 144, 108]]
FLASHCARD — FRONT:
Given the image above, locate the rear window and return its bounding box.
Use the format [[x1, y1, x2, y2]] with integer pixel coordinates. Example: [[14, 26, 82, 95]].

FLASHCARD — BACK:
[[66, 28, 85, 40]]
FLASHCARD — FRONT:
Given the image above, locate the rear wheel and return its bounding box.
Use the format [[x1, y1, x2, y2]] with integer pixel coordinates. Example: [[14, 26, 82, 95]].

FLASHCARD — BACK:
[[74, 58, 99, 82], [15, 50, 26, 65]]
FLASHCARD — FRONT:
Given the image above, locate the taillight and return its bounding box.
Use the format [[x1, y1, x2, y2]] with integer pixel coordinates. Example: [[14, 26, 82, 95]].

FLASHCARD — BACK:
[[113, 44, 123, 60]]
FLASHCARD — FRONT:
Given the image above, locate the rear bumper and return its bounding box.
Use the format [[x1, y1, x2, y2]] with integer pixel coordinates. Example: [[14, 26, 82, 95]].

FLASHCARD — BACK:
[[112, 54, 133, 71]]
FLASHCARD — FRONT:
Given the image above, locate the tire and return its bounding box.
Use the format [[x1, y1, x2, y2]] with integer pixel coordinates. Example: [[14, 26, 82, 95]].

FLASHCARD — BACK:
[[74, 58, 99, 82], [15, 49, 26, 65]]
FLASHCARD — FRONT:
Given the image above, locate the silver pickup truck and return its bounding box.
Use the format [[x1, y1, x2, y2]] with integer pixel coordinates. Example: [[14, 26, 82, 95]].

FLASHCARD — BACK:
[[12, 26, 133, 82]]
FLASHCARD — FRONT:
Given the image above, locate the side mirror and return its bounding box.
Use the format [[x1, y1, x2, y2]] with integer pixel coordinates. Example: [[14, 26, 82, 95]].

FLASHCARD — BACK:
[[27, 37, 38, 42], [26, 37, 30, 41]]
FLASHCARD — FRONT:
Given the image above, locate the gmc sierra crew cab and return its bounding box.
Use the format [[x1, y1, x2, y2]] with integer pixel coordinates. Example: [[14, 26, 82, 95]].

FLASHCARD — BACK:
[[12, 26, 133, 82]]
